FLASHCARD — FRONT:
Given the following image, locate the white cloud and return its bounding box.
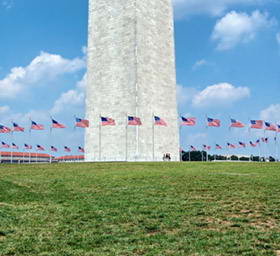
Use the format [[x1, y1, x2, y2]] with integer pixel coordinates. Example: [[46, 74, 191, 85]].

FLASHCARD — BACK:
[[172, 0, 270, 18], [0, 106, 10, 114], [192, 59, 208, 70], [0, 51, 86, 98], [192, 82, 250, 108], [260, 104, 280, 122], [51, 73, 86, 114], [277, 33, 280, 45], [1, 0, 13, 9], [212, 10, 276, 50]]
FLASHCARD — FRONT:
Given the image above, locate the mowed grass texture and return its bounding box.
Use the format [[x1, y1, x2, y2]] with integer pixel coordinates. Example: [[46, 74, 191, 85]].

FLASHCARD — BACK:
[[1, 163, 280, 256]]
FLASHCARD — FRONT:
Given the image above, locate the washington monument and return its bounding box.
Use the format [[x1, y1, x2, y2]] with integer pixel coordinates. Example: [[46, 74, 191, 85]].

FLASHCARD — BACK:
[[85, 0, 179, 161]]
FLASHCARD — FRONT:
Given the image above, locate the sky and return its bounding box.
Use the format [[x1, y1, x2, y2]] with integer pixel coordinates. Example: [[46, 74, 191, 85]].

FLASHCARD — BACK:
[[0, 0, 279, 158]]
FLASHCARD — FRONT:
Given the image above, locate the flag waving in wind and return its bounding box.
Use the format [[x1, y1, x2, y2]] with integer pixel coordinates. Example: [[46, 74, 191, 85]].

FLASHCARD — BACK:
[[207, 118, 221, 127], [250, 141, 257, 147], [0, 125, 11, 133], [190, 145, 196, 151], [12, 143, 19, 149], [13, 123, 24, 132], [264, 122, 277, 131], [230, 119, 245, 128], [250, 120, 263, 129], [24, 144, 32, 150], [37, 145, 45, 151], [75, 118, 89, 128], [51, 146, 58, 152], [181, 117, 196, 126], [216, 144, 222, 150], [101, 117, 116, 126], [227, 143, 236, 149], [52, 119, 66, 129], [154, 116, 167, 126], [31, 121, 44, 130], [239, 142, 246, 148], [64, 146, 71, 152], [78, 147, 85, 153], [128, 116, 142, 126], [1, 142, 10, 148]]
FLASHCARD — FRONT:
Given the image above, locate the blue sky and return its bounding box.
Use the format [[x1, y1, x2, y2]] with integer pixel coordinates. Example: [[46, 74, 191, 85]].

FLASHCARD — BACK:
[[0, 0, 279, 158]]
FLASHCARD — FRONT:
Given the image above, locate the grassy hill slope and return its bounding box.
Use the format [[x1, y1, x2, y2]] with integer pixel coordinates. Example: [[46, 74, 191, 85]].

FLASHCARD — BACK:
[[1, 162, 280, 255]]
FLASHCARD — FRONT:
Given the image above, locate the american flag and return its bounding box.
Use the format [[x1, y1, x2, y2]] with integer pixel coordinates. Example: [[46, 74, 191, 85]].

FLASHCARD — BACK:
[[128, 116, 142, 126], [227, 143, 236, 149], [13, 122, 24, 132], [64, 146, 71, 152], [230, 119, 245, 128], [75, 118, 89, 128], [264, 122, 277, 131], [249, 141, 257, 147], [78, 146, 85, 153], [250, 120, 263, 129], [190, 145, 196, 151], [277, 125, 280, 132], [24, 144, 32, 150], [0, 125, 11, 133], [37, 145, 45, 151], [1, 142, 10, 148], [203, 144, 211, 150], [51, 146, 58, 152], [261, 137, 268, 143], [216, 144, 222, 150], [52, 119, 66, 129], [154, 116, 167, 126], [239, 142, 246, 148], [12, 143, 19, 149], [31, 121, 44, 130], [101, 117, 116, 126], [181, 117, 196, 126], [207, 118, 221, 127]]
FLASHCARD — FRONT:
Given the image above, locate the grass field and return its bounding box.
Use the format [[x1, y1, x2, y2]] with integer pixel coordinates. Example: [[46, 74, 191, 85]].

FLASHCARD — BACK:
[[1, 162, 280, 256]]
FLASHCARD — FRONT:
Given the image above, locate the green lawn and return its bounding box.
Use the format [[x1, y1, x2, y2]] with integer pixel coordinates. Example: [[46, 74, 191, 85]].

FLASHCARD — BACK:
[[1, 162, 280, 256]]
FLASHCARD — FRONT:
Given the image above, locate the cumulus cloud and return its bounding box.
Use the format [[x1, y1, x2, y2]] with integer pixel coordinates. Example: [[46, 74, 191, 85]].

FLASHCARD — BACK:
[[172, 0, 270, 18], [0, 52, 86, 98], [1, 0, 13, 9], [277, 33, 280, 45], [0, 106, 10, 114], [192, 59, 208, 70], [260, 104, 280, 122], [212, 10, 276, 50], [51, 73, 86, 114], [192, 83, 250, 108]]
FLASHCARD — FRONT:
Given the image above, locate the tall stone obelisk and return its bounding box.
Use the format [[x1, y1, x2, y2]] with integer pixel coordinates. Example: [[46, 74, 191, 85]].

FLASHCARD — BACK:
[[85, 0, 179, 161]]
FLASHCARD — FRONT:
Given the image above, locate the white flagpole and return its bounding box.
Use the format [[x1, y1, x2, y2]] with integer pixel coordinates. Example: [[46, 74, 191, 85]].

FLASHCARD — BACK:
[[99, 114, 102, 161], [125, 114, 128, 161], [152, 113, 155, 161]]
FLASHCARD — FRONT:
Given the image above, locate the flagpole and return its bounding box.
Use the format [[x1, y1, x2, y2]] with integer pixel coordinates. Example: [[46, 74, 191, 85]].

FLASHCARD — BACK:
[[152, 113, 155, 161], [125, 114, 128, 161], [99, 114, 102, 161], [11, 150, 13, 164]]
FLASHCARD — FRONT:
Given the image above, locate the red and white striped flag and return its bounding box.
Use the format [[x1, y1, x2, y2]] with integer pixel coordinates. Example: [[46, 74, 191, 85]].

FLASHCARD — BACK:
[[250, 120, 263, 129], [181, 117, 196, 126], [0, 125, 11, 133], [230, 119, 245, 128], [1, 142, 10, 148], [31, 121, 44, 130], [207, 118, 221, 127], [154, 116, 167, 126], [64, 146, 71, 152], [52, 119, 66, 129], [13, 123, 24, 132], [37, 145, 45, 151]]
